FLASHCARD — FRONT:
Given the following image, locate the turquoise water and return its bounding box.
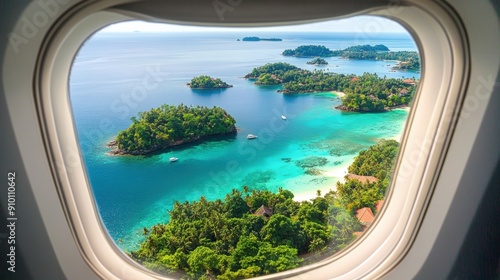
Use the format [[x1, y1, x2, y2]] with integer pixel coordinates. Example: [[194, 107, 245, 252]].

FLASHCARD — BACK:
[[70, 31, 417, 251]]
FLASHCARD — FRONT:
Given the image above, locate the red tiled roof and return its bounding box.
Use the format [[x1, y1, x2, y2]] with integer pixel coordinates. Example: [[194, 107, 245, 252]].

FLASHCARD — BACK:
[[351, 77, 359, 82], [347, 174, 378, 184], [356, 207, 375, 225]]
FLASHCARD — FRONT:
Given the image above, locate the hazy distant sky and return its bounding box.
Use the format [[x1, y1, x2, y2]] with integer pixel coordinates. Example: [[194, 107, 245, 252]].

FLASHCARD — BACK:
[[101, 16, 407, 33]]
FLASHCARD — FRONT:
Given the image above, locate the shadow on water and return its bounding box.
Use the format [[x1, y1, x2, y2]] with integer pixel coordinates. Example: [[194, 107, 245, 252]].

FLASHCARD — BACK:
[[190, 88, 229, 95], [142, 131, 238, 158]]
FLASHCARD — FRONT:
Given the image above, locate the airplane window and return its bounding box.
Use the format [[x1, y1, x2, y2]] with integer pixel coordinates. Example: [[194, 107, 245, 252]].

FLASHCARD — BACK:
[[69, 17, 419, 278]]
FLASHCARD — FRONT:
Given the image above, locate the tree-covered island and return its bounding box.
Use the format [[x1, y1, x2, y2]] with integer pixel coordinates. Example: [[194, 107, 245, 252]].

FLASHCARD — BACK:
[[283, 45, 336, 57], [283, 44, 420, 71], [245, 62, 417, 112], [130, 187, 362, 279], [108, 104, 236, 155], [306, 57, 329, 65], [242, 36, 282, 41], [188, 75, 233, 89]]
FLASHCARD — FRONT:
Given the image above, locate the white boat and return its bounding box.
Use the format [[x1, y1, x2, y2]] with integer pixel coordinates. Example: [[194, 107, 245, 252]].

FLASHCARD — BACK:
[[281, 115, 287, 120], [169, 157, 178, 162], [247, 134, 258, 139]]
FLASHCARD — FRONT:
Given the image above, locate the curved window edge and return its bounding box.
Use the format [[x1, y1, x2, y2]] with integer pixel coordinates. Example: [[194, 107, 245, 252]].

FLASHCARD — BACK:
[[32, 0, 471, 279]]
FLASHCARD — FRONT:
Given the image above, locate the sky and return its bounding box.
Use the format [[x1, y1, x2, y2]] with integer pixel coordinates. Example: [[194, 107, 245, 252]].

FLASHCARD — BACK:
[[101, 16, 407, 33]]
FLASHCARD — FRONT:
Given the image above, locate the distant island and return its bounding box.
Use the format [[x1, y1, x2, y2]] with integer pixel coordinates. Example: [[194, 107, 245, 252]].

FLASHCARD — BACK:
[[241, 36, 282, 41], [283, 44, 420, 71], [307, 57, 328, 65], [108, 104, 236, 155], [245, 62, 417, 112], [187, 75, 233, 89]]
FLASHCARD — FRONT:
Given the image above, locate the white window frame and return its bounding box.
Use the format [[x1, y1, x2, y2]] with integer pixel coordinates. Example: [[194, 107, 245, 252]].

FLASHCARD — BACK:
[[21, 0, 482, 279]]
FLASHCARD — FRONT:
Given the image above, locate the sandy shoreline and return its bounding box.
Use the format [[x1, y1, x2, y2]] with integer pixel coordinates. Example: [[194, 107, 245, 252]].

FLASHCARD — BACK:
[[292, 160, 351, 202], [331, 91, 345, 97], [292, 104, 408, 202]]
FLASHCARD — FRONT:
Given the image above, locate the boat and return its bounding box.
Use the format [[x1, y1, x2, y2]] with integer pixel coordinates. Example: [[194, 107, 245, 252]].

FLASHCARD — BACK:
[[169, 157, 178, 162], [247, 134, 258, 139], [281, 115, 286, 120]]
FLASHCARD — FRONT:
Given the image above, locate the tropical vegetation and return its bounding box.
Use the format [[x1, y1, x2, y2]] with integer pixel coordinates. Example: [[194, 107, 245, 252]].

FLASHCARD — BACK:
[[336, 139, 400, 212], [130, 188, 362, 279], [283, 45, 335, 57], [283, 44, 420, 71], [245, 62, 417, 112], [188, 75, 233, 89], [113, 104, 236, 155], [306, 57, 329, 65]]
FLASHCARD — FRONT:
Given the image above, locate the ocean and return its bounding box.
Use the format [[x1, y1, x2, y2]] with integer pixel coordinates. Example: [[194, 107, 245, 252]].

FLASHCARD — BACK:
[[69, 31, 419, 252]]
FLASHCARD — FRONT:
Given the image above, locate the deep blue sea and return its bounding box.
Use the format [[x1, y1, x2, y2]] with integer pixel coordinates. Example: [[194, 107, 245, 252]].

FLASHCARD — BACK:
[[69, 31, 419, 251]]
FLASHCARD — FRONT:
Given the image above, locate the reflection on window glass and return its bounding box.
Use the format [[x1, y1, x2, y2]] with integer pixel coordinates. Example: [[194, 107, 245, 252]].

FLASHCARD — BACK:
[[70, 16, 419, 278]]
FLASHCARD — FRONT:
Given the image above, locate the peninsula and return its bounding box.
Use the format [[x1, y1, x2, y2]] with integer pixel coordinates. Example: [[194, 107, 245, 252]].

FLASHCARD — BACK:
[[283, 44, 420, 71], [245, 62, 417, 112], [108, 104, 236, 155], [187, 75, 233, 89]]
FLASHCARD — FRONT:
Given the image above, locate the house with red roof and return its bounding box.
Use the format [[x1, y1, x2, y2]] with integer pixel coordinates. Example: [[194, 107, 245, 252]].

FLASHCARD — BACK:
[[356, 207, 375, 226], [346, 173, 378, 184], [353, 200, 385, 237]]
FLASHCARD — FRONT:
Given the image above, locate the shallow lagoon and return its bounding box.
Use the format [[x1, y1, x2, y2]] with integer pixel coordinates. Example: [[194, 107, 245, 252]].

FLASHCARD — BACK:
[[70, 31, 417, 251]]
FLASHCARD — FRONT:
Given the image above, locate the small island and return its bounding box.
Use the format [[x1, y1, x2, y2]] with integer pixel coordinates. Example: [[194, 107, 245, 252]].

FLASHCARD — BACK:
[[108, 104, 236, 155], [245, 62, 417, 112], [283, 44, 420, 71], [187, 75, 233, 89], [306, 57, 328, 65], [242, 36, 282, 41], [283, 45, 336, 57]]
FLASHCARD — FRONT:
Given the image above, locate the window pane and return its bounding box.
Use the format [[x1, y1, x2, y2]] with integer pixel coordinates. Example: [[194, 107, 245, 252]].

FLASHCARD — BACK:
[[70, 17, 419, 278]]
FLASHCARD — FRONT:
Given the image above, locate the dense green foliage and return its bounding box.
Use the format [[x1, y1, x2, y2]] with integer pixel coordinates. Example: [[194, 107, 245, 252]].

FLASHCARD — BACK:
[[392, 56, 420, 71], [242, 36, 260, 41], [283, 45, 335, 57], [283, 44, 420, 71], [188, 75, 232, 89], [342, 44, 390, 52], [341, 50, 420, 71], [246, 62, 417, 111], [131, 188, 361, 279], [244, 62, 299, 79], [307, 57, 328, 65], [336, 140, 400, 212], [115, 104, 236, 154]]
